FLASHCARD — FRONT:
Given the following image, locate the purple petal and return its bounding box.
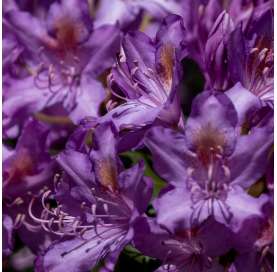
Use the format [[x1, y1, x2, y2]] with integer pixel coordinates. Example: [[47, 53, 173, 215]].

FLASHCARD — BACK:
[[225, 83, 262, 125], [185, 91, 238, 156], [36, 227, 128, 272], [69, 77, 106, 124], [225, 186, 269, 232], [199, 218, 233, 256], [3, 118, 54, 197], [94, 0, 139, 29], [56, 150, 94, 188], [153, 187, 194, 233], [226, 26, 247, 84], [3, 77, 50, 132], [90, 122, 120, 191], [119, 161, 153, 213], [4, 9, 50, 50], [106, 100, 161, 131], [84, 25, 121, 76], [122, 31, 155, 72], [133, 217, 171, 261], [3, 214, 13, 256], [230, 126, 273, 188], [155, 14, 187, 58], [205, 11, 234, 90], [135, 0, 182, 19], [145, 126, 194, 185]]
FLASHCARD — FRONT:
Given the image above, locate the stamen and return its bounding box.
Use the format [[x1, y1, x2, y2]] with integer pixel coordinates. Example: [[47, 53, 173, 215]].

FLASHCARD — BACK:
[[6, 197, 24, 207], [258, 48, 269, 62], [222, 165, 231, 179], [250, 47, 259, 54], [14, 214, 25, 229]]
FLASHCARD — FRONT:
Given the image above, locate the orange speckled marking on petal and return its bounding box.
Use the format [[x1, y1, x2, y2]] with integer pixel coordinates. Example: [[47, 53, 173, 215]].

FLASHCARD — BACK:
[[194, 123, 226, 166], [54, 17, 86, 50], [7, 148, 34, 183], [96, 159, 118, 191], [159, 44, 175, 93]]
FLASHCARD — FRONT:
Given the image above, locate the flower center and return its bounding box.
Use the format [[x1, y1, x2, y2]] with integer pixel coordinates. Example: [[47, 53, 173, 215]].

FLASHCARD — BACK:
[[194, 124, 225, 166], [162, 236, 211, 271], [54, 17, 86, 50]]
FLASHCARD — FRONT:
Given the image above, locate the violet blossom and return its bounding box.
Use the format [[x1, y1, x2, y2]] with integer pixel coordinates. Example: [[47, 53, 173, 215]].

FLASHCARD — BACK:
[[134, 217, 232, 272], [145, 91, 273, 233], [3, 118, 57, 253], [29, 122, 153, 271], [104, 15, 186, 139], [3, 0, 121, 135]]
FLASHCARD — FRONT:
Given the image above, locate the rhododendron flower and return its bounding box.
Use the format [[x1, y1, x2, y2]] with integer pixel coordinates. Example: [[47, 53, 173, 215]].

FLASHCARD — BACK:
[[145, 91, 273, 233], [3, 0, 120, 134], [31, 123, 152, 271]]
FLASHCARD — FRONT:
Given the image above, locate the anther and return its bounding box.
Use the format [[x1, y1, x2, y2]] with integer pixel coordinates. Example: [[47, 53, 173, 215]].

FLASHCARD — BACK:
[[258, 48, 269, 62], [250, 47, 259, 54], [103, 203, 109, 213], [222, 165, 231, 179]]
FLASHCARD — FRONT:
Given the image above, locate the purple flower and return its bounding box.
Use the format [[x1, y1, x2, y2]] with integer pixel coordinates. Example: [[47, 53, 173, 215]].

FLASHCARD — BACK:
[[3, 0, 121, 133], [177, 0, 273, 94], [104, 15, 186, 139], [231, 205, 273, 272], [134, 217, 232, 272], [145, 91, 273, 233], [202, 2, 273, 97], [227, 26, 273, 107], [32, 122, 153, 271], [3, 118, 56, 198], [3, 118, 57, 253]]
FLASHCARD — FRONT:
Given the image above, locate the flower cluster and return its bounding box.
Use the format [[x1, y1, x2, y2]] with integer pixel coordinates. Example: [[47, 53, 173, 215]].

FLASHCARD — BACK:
[[3, 0, 273, 272]]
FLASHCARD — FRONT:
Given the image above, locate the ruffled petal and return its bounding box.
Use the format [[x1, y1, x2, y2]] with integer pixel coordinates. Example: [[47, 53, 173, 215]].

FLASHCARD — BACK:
[[94, 0, 139, 28], [230, 125, 273, 188], [84, 25, 121, 76], [3, 214, 13, 256], [3, 77, 50, 133], [155, 14, 187, 58], [69, 77, 106, 124], [122, 31, 156, 72], [105, 100, 161, 131], [145, 126, 195, 185], [90, 122, 120, 191], [225, 83, 262, 125], [153, 187, 194, 233], [119, 161, 153, 213], [56, 150, 94, 188], [36, 227, 128, 272], [185, 91, 238, 156], [225, 186, 269, 232]]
